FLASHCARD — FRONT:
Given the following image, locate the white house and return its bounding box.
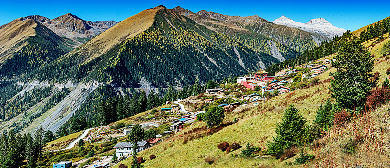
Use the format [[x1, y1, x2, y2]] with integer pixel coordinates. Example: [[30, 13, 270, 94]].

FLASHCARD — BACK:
[[113, 141, 150, 158]]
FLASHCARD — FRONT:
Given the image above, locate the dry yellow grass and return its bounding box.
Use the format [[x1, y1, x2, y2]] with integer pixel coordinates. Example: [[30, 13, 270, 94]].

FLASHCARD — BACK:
[[66, 6, 165, 64], [0, 19, 37, 63]]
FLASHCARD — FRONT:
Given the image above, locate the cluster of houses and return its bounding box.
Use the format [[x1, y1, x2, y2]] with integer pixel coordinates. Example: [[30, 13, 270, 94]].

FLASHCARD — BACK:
[[237, 70, 275, 91], [276, 59, 331, 78], [265, 80, 290, 94], [237, 69, 291, 95]]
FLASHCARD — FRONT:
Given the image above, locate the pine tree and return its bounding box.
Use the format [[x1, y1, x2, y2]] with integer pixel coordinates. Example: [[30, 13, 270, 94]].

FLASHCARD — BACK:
[[330, 37, 374, 111], [267, 105, 306, 155], [25, 133, 36, 168], [43, 130, 55, 144], [314, 99, 334, 131], [139, 91, 147, 112]]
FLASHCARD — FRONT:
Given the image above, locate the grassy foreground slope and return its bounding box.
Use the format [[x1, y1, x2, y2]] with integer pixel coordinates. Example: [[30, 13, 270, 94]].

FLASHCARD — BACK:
[[113, 63, 334, 167], [113, 29, 390, 167]]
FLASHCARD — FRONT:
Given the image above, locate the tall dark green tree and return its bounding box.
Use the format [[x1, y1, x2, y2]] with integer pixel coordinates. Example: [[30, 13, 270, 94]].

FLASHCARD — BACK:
[[26, 133, 36, 168], [330, 37, 374, 110], [314, 99, 334, 131], [117, 97, 126, 120], [139, 91, 148, 112], [267, 105, 306, 155]]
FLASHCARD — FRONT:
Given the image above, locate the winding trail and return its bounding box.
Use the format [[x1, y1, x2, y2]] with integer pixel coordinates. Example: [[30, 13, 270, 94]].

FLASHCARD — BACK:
[[64, 128, 93, 150], [173, 100, 188, 113]]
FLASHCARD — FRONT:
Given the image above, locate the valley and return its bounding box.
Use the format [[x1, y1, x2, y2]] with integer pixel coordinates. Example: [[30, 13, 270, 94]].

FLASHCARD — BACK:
[[0, 3, 389, 168]]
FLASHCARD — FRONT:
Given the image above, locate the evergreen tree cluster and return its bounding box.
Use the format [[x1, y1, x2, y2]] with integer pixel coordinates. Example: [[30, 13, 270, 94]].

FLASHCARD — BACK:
[[0, 128, 47, 168], [359, 17, 390, 42]]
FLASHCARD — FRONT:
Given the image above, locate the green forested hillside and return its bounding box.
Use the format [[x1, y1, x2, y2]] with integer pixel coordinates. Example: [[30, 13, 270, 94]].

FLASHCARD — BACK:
[[28, 7, 279, 87], [0, 21, 73, 78]]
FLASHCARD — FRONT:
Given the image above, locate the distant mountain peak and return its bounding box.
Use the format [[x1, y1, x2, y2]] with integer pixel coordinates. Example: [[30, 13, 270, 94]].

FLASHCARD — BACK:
[[276, 15, 293, 21], [55, 13, 83, 21], [20, 15, 50, 22], [272, 16, 346, 38], [307, 18, 331, 25]]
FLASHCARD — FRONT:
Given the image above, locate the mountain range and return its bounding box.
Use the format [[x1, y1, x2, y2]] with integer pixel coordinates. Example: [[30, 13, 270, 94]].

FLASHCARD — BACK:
[[273, 15, 346, 39], [20, 13, 118, 46], [0, 5, 347, 134]]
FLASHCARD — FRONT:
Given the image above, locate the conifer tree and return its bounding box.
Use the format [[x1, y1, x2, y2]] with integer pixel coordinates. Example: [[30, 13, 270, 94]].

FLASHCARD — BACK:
[[314, 99, 334, 131], [267, 105, 306, 155], [330, 37, 374, 110]]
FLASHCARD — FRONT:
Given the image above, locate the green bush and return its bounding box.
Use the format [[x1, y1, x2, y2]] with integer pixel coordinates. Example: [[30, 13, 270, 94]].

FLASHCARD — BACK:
[[341, 139, 358, 154], [295, 152, 315, 164], [241, 143, 260, 157], [197, 113, 204, 121], [87, 150, 95, 158], [204, 106, 225, 128]]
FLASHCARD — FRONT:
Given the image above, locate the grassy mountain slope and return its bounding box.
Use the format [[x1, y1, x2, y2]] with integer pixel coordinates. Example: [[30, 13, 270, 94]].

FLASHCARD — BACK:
[[0, 19, 73, 78], [29, 6, 278, 87], [66, 7, 161, 64]]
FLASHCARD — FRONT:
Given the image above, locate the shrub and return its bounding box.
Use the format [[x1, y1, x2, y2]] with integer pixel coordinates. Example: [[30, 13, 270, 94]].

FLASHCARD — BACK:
[[217, 142, 229, 151], [137, 157, 145, 164], [365, 87, 390, 109], [118, 164, 128, 168], [204, 157, 215, 164], [197, 113, 204, 121], [279, 147, 297, 161], [204, 106, 225, 128], [241, 143, 261, 157], [78, 139, 84, 147], [387, 67, 390, 75], [304, 124, 322, 143], [149, 154, 156, 160], [310, 77, 320, 85], [182, 137, 188, 144], [333, 110, 350, 126], [384, 78, 390, 88], [229, 142, 241, 151], [87, 150, 95, 158], [112, 151, 118, 163], [150, 109, 158, 114], [295, 152, 315, 164], [226, 146, 231, 153], [341, 138, 358, 154]]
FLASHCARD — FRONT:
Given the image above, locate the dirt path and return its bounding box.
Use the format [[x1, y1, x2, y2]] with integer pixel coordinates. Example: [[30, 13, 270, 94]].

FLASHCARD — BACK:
[[64, 128, 93, 150]]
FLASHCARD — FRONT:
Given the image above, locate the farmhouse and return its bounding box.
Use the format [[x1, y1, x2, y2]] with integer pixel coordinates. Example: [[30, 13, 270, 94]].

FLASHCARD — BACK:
[[114, 141, 150, 158]]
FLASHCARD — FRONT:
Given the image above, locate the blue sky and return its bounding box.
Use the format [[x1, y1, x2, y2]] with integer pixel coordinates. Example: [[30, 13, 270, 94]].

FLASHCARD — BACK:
[[1, 0, 389, 31]]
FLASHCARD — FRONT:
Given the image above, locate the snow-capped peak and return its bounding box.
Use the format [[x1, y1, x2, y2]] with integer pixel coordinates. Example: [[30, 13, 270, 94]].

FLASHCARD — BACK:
[[272, 16, 346, 39], [307, 18, 331, 25]]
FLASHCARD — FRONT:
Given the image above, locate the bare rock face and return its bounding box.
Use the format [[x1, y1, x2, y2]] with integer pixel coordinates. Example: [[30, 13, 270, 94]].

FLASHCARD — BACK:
[[20, 13, 118, 47]]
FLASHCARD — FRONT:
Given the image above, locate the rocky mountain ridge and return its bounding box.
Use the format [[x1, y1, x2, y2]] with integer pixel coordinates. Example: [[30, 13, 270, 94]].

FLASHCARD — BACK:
[[273, 15, 347, 39], [20, 13, 118, 46], [173, 6, 329, 53]]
